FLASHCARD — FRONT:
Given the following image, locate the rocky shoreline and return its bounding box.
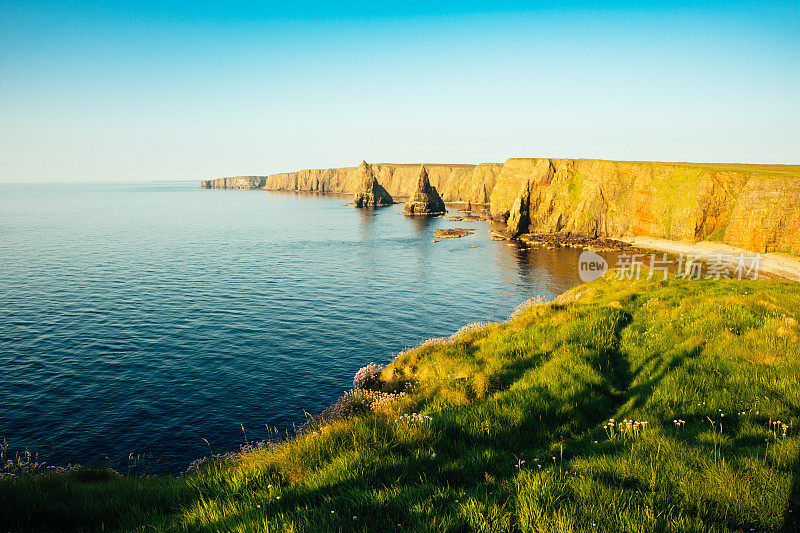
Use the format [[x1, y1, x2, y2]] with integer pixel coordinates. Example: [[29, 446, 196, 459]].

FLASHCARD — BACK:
[[201, 158, 800, 279], [201, 158, 800, 258]]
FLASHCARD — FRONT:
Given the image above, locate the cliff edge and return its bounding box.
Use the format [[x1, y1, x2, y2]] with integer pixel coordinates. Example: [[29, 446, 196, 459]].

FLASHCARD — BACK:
[[490, 159, 800, 254], [201, 158, 800, 255]]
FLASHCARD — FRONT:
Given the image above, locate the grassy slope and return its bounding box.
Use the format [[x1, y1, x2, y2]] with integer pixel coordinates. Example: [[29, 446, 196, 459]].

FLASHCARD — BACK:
[[2, 276, 800, 532]]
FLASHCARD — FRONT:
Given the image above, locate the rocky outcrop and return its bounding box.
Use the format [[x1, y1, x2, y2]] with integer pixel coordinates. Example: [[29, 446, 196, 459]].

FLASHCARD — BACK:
[[352, 161, 393, 207], [201, 159, 800, 255], [506, 181, 531, 238], [200, 176, 266, 189], [723, 175, 800, 253], [201, 163, 502, 204], [404, 165, 446, 215], [489, 159, 800, 254]]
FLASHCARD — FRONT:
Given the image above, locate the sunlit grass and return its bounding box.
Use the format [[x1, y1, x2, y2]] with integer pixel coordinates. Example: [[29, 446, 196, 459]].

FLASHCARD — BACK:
[[1, 274, 799, 531]]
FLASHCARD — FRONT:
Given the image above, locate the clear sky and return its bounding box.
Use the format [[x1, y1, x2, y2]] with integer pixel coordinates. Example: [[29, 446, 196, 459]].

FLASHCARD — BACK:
[[1, 1, 798, 182]]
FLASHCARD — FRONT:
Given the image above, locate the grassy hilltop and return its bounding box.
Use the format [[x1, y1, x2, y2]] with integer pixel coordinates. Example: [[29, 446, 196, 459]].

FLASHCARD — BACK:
[[2, 275, 800, 532]]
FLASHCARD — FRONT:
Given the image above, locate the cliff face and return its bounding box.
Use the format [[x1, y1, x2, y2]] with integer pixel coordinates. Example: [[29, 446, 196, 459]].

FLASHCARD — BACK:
[[201, 176, 266, 189], [723, 175, 800, 254], [489, 159, 800, 254], [202, 163, 502, 204], [201, 159, 800, 254]]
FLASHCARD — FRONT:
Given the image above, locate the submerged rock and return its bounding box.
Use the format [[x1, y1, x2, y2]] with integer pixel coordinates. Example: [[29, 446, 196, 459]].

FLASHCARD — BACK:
[[353, 161, 393, 207], [404, 165, 446, 215], [433, 228, 474, 239]]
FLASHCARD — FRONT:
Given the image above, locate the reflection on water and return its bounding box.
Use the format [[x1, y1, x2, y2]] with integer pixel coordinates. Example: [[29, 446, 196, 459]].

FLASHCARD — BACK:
[[0, 185, 623, 473], [406, 213, 436, 236]]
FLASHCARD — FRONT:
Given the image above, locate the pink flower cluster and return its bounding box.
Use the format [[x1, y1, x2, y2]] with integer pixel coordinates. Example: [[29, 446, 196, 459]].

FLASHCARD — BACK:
[[370, 391, 408, 412], [509, 296, 545, 320], [394, 413, 433, 424], [2, 458, 81, 478], [604, 418, 648, 439], [298, 389, 408, 433], [450, 322, 489, 340], [770, 419, 790, 437], [182, 440, 275, 476], [396, 337, 451, 358], [353, 363, 386, 390]]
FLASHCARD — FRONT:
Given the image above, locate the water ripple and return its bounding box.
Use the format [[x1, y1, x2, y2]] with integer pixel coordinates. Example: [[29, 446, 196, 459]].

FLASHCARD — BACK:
[[0, 182, 620, 473]]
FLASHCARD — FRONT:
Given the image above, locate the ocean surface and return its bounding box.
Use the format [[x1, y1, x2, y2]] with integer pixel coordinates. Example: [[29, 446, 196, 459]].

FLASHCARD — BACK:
[[0, 182, 620, 473]]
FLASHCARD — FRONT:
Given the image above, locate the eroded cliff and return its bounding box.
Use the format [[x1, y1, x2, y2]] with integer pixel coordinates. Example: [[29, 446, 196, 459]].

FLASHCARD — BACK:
[[489, 159, 800, 254], [202, 163, 501, 204], [201, 159, 800, 254]]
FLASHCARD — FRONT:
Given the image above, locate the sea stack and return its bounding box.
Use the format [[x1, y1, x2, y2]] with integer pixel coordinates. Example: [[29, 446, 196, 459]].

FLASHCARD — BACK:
[[403, 165, 446, 215], [352, 161, 393, 207]]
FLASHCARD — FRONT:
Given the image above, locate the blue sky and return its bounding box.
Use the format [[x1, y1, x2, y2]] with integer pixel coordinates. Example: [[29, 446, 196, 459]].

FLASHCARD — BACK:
[[1, 1, 798, 181]]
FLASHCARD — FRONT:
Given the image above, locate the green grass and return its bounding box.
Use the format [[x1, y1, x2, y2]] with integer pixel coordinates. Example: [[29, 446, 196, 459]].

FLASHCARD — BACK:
[[2, 275, 800, 532]]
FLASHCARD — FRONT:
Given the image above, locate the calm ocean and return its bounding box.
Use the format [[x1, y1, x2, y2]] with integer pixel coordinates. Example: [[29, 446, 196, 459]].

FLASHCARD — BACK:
[[0, 181, 616, 473]]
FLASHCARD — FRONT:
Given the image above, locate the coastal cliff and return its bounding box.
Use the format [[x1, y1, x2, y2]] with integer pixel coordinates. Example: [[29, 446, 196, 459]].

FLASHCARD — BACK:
[[490, 159, 800, 254], [202, 163, 501, 204], [200, 176, 267, 189], [201, 159, 800, 255]]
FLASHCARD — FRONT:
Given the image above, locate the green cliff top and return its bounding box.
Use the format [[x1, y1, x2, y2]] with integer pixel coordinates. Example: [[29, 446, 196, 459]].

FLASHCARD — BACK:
[[3, 275, 799, 531]]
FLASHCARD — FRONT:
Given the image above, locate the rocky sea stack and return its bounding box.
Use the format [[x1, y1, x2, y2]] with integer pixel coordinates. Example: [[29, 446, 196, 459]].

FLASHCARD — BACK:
[[352, 161, 393, 208], [403, 165, 446, 215]]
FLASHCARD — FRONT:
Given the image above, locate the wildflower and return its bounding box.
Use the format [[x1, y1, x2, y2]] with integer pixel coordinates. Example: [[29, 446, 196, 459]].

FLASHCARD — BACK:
[[509, 296, 545, 319], [396, 412, 432, 424], [431, 453, 437, 459], [451, 322, 490, 339], [353, 363, 386, 390]]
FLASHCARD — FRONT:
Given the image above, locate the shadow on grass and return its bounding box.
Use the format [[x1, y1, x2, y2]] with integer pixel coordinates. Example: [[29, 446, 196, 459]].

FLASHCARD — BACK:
[[783, 434, 800, 531]]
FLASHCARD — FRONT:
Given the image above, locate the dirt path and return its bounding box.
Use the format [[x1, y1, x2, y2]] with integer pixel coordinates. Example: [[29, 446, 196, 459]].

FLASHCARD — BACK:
[[616, 237, 800, 281]]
